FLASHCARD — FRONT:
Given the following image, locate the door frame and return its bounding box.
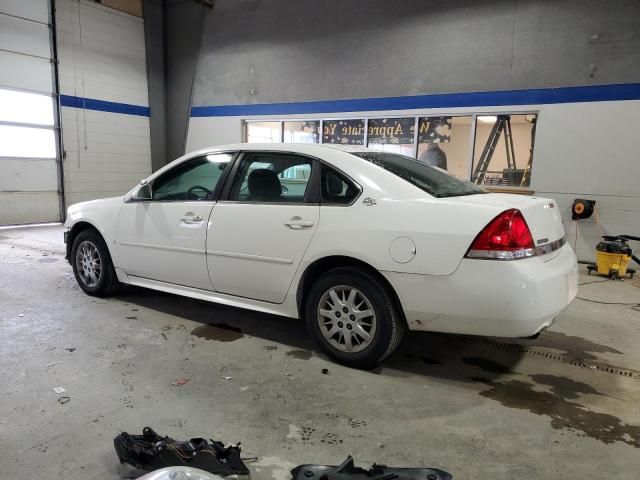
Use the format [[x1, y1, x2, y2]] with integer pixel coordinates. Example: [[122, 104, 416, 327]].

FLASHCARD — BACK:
[[125, 151, 239, 205], [217, 151, 321, 205]]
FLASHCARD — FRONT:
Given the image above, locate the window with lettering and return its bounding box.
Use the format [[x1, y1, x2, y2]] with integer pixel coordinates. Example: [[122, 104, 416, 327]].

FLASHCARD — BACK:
[[322, 119, 365, 145], [367, 117, 415, 156]]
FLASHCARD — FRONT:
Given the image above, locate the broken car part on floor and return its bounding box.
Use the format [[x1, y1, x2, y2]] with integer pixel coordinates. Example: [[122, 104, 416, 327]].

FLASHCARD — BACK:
[[291, 456, 452, 480], [134, 455, 453, 480], [114, 430, 453, 480], [114, 427, 250, 478], [138, 466, 226, 480]]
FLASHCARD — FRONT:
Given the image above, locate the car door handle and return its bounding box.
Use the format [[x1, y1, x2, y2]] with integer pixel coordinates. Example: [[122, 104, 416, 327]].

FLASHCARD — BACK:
[[284, 217, 314, 229], [181, 214, 203, 224]]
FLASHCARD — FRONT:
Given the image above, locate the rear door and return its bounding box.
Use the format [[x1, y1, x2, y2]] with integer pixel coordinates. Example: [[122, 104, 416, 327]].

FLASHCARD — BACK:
[[207, 152, 319, 303]]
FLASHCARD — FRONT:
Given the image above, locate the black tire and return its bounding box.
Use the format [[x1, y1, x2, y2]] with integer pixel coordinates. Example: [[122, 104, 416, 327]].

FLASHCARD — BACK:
[[305, 267, 405, 369], [71, 229, 120, 297]]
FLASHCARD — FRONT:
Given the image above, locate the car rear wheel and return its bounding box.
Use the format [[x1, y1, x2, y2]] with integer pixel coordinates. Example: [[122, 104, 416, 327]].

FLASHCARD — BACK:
[[305, 267, 404, 369], [71, 229, 120, 296]]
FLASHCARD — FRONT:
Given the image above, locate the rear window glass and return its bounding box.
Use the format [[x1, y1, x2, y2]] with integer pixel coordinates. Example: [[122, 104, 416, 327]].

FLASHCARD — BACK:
[[321, 166, 360, 205], [353, 151, 488, 198]]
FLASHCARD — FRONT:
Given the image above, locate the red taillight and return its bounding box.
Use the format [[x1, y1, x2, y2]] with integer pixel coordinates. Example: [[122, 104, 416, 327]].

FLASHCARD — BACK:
[[466, 209, 535, 260]]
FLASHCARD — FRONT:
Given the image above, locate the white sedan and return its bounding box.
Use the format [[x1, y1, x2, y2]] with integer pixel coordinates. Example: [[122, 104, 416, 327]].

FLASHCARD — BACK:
[[64, 144, 578, 367]]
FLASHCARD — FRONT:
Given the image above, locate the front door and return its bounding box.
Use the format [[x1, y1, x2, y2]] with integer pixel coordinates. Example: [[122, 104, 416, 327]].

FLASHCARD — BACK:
[[207, 152, 319, 303], [117, 153, 233, 290]]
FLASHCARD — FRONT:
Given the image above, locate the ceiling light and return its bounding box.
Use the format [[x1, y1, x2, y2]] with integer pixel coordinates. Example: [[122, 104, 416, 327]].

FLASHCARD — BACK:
[[478, 116, 498, 124]]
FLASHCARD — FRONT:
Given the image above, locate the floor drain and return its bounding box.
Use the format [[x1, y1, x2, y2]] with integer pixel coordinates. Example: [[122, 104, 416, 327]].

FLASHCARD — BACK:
[[460, 335, 640, 379]]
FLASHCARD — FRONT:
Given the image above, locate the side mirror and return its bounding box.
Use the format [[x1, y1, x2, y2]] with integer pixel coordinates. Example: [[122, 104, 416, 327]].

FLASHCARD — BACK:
[[132, 182, 152, 201]]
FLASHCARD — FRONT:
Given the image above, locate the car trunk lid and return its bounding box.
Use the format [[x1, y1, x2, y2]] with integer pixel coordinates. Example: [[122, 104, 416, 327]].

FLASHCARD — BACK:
[[449, 193, 566, 249]]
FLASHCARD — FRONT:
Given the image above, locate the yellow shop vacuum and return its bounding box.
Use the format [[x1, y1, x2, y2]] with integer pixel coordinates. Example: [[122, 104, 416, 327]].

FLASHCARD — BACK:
[[587, 235, 637, 279]]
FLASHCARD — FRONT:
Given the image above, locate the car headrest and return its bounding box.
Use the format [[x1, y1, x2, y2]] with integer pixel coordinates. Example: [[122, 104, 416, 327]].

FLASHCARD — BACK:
[[326, 172, 344, 195], [248, 169, 282, 201]]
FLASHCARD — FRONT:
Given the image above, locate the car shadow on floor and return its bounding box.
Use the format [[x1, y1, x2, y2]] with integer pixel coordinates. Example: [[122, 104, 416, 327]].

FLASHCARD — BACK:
[[116, 285, 528, 383], [113, 284, 631, 384]]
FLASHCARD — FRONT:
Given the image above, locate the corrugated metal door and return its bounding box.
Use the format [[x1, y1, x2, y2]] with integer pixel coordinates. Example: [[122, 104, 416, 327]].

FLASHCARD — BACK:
[[0, 0, 61, 225]]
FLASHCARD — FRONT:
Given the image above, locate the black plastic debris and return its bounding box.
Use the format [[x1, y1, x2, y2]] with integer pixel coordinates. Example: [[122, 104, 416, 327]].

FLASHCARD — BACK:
[[114, 426, 250, 477], [291, 456, 451, 480]]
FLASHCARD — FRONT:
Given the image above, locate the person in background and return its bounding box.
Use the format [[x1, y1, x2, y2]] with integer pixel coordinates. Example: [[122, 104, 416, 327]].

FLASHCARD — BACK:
[[419, 142, 448, 170]]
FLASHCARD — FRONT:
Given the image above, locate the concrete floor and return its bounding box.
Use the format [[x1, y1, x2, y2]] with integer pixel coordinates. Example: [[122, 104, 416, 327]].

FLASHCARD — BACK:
[[1, 224, 640, 480]]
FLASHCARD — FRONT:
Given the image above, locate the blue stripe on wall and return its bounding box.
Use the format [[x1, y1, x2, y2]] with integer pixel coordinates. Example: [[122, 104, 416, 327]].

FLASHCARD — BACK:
[[190, 83, 640, 117], [60, 95, 150, 117]]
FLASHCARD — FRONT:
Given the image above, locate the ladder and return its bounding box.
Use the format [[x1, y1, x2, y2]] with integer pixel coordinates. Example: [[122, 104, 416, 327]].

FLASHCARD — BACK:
[[472, 115, 515, 184]]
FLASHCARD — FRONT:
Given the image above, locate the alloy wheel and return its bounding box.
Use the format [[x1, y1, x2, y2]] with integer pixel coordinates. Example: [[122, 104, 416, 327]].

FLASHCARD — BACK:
[[75, 240, 103, 288], [317, 285, 377, 353]]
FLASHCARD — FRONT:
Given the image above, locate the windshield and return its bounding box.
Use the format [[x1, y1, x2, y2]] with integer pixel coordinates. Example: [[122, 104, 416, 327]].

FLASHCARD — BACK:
[[353, 151, 488, 198]]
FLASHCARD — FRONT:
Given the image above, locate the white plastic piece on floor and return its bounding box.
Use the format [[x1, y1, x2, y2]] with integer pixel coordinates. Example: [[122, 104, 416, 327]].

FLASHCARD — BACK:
[[53, 386, 66, 394], [138, 467, 227, 480]]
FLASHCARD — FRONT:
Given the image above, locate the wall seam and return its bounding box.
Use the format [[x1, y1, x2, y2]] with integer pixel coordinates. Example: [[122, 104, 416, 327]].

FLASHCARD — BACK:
[[49, 0, 66, 222], [180, 2, 206, 157]]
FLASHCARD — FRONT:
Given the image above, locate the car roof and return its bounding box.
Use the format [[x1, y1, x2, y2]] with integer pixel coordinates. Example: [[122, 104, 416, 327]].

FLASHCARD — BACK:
[[189, 143, 372, 155], [149, 144, 374, 186]]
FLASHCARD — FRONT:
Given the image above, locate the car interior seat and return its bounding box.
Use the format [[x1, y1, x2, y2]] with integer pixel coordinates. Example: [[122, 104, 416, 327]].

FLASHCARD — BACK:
[[247, 169, 282, 201]]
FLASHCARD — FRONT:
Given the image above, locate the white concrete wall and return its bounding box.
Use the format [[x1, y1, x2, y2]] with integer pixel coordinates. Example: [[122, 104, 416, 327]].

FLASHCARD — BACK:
[[56, 0, 151, 206], [186, 99, 640, 266], [533, 100, 640, 263]]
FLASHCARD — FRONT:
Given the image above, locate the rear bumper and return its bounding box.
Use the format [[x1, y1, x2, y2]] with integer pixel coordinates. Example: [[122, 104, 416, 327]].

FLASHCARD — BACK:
[[383, 243, 578, 338]]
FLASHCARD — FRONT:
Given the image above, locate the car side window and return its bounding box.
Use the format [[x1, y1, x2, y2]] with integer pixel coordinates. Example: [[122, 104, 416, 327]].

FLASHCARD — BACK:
[[229, 152, 313, 203], [321, 165, 359, 205], [152, 153, 232, 201]]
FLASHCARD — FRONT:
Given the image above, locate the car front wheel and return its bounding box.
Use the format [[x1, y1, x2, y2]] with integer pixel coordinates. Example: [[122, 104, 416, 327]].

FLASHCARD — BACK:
[[305, 267, 405, 369], [71, 229, 120, 296]]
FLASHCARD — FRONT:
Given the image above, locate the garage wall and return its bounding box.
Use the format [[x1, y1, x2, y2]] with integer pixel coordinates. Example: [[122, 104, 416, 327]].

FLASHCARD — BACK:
[[0, 0, 60, 225], [191, 0, 640, 106], [55, 0, 151, 207], [184, 0, 640, 265], [533, 100, 640, 262]]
